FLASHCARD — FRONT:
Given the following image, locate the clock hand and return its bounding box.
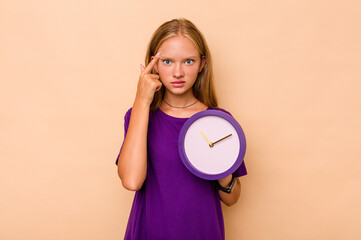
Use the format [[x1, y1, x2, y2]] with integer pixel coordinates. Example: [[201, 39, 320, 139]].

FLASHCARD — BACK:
[[200, 130, 214, 147], [212, 134, 232, 145]]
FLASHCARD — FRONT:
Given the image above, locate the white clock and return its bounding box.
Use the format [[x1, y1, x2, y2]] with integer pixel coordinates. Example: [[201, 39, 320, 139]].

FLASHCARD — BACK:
[[178, 110, 246, 180]]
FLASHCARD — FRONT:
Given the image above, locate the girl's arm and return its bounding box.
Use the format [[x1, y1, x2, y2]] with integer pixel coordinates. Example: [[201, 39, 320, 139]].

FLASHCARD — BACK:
[[117, 53, 161, 191], [218, 175, 241, 206]]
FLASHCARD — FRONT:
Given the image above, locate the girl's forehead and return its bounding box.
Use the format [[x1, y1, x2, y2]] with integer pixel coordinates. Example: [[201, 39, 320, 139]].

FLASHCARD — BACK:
[[159, 35, 199, 56]]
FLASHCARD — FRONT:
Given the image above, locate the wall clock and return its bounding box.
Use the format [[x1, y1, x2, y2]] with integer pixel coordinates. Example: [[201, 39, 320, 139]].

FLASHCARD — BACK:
[[178, 110, 246, 180]]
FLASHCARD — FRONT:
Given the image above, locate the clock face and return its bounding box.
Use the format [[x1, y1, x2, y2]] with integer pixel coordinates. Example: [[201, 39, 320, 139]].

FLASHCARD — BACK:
[[178, 110, 246, 180]]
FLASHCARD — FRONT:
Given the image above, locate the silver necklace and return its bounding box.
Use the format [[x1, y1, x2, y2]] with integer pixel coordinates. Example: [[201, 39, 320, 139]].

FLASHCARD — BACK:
[[163, 99, 199, 109]]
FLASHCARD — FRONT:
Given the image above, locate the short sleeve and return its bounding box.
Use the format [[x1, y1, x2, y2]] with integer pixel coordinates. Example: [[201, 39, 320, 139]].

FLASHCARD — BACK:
[[209, 107, 248, 178], [115, 108, 132, 165], [233, 161, 247, 177]]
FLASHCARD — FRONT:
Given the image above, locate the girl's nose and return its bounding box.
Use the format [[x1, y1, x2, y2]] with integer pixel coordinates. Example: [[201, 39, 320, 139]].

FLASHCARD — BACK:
[[173, 64, 184, 78]]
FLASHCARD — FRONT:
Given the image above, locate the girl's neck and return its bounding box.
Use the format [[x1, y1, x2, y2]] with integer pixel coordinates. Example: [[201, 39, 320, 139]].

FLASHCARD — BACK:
[[160, 92, 208, 118], [162, 92, 198, 108]]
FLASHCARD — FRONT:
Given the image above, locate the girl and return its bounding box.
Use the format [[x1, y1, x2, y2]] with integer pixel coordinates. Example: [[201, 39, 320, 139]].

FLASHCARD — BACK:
[[116, 18, 247, 240]]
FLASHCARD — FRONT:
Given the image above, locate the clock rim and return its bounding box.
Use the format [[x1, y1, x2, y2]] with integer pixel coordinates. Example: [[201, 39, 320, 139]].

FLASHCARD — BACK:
[[178, 109, 246, 180]]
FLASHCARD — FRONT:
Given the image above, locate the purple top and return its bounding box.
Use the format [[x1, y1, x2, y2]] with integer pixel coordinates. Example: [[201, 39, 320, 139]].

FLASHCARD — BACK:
[[116, 108, 247, 240]]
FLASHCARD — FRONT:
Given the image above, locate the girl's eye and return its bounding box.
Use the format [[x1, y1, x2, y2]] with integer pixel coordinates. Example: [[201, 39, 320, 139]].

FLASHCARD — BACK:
[[185, 59, 194, 64], [163, 59, 171, 65]]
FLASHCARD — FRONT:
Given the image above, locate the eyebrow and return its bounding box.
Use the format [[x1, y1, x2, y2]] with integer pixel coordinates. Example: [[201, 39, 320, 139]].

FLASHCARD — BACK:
[[160, 56, 199, 60]]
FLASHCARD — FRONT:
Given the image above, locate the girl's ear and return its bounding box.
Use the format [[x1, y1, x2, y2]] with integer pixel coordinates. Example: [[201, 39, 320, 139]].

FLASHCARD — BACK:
[[150, 56, 159, 73], [199, 56, 206, 72]]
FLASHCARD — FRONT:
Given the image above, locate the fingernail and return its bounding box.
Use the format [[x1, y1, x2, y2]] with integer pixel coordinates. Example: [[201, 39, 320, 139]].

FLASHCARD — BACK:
[[155, 52, 160, 56]]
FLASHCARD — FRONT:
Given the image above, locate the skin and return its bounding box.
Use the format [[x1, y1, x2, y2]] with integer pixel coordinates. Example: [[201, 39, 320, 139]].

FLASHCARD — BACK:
[[117, 34, 241, 206]]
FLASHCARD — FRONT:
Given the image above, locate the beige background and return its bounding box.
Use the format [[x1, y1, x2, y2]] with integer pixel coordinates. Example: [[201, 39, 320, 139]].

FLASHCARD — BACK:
[[1, 0, 360, 239]]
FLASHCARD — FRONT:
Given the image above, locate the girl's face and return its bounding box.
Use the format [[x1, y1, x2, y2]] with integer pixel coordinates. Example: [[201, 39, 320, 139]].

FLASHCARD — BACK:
[[154, 35, 206, 97]]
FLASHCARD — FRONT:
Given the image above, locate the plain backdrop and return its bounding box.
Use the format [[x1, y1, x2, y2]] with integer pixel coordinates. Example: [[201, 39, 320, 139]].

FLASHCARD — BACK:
[[1, 0, 360, 239]]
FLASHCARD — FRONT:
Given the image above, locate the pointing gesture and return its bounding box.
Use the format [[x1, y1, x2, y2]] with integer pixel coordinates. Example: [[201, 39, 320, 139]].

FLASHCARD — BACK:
[[140, 52, 161, 74], [136, 52, 162, 106]]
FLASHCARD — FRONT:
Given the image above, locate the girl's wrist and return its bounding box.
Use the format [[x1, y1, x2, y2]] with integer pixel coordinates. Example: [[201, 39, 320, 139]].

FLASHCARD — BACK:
[[218, 175, 233, 188], [133, 98, 151, 110]]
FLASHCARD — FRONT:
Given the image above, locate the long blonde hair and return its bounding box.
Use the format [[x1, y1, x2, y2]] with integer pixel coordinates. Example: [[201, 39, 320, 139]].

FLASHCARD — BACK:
[[145, 18, 218, 111]]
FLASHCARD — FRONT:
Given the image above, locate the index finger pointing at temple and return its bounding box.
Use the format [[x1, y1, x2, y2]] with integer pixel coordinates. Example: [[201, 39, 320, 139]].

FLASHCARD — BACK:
[[143, 52, 161, 74]]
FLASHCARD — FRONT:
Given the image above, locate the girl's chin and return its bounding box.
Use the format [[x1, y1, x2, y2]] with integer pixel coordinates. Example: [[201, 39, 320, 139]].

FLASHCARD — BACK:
[[164, 88, 193, 96]]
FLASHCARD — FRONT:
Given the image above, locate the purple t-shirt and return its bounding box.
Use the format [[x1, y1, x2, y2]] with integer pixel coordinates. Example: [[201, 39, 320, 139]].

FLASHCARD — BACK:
[[116, 108, 247, 240]]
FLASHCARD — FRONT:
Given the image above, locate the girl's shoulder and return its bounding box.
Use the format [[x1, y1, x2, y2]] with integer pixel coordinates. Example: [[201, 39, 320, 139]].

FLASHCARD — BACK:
[[123, 106, 232, 121], [207, 107, 232, 116]]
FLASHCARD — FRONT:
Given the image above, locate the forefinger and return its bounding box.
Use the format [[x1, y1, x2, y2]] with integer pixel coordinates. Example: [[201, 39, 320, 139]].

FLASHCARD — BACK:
[[142, 52, 161, 74]]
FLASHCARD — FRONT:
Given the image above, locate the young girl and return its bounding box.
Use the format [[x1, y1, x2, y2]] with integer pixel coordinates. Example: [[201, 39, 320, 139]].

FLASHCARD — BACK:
[[116, 18, 247, 240]]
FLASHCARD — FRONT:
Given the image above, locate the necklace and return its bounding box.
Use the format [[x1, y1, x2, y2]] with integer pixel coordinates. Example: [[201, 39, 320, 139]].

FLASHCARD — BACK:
[[163, 99, 199, 109]]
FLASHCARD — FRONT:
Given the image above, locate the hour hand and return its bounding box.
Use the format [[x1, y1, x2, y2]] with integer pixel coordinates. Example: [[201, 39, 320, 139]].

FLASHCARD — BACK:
[[200, 130, 214, 147], [212, 134, 232, 145]]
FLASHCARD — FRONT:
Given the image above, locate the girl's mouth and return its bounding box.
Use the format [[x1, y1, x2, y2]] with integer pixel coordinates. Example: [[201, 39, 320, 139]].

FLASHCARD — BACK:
[[171, 81, 186, 87]]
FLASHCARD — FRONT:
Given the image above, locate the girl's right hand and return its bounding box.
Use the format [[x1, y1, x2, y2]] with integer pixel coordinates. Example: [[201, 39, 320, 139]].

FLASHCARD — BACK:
[[135, 52, 162, 106]]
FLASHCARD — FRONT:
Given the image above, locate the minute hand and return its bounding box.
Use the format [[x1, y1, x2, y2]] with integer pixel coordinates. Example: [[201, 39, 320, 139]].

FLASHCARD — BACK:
[[212, 134, 232, 145], [201, 130, 214, 147]]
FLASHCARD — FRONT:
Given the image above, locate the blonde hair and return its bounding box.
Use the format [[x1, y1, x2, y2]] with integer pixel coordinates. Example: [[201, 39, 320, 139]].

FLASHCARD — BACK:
[[145, 18, 218, 111]]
